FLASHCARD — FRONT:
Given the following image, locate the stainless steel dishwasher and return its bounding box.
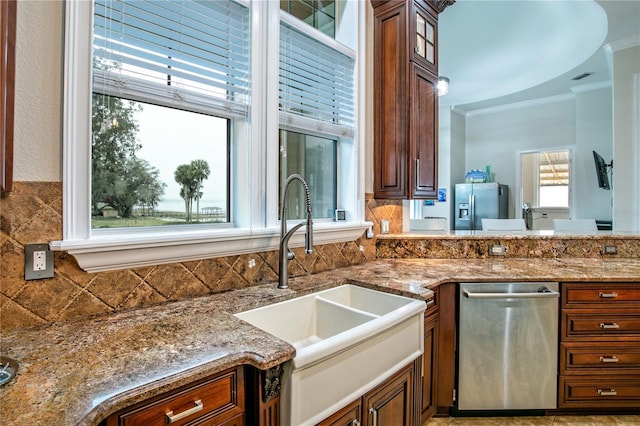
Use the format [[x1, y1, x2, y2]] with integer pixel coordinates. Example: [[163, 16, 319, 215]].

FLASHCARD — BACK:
[[457, 282, 559, 411]]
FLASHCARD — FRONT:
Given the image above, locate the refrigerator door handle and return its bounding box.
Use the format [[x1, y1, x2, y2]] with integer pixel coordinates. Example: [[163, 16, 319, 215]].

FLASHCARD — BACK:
[[470, 194, 475, 230]]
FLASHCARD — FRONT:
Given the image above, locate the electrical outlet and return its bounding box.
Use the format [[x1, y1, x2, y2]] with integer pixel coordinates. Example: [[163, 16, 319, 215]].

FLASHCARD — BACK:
[[489, 244, 507, 256], [604, 245, 617, 255], [33, 250, 47, 271], [25, 244, 54, 280]]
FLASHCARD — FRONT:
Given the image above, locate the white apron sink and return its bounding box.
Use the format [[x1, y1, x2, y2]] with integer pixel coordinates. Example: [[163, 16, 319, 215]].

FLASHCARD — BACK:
[[235, 284, 426, 425]]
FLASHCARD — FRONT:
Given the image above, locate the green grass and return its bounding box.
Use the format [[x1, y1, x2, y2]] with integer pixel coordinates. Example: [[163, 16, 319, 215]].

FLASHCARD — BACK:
[[92, 213, 226, 229]]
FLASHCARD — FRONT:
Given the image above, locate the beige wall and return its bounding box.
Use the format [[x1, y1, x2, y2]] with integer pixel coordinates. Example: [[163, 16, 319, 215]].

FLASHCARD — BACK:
[[14, 0, 63, 182]]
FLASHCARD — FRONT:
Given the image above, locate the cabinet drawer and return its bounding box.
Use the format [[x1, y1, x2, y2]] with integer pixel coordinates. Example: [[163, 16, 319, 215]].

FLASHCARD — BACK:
[[563, 283, 640, 308], [561, 343, 640, 374], [116, 367, 244, 426], [562, 312, 640, 339], [559, 376, 640, 409]]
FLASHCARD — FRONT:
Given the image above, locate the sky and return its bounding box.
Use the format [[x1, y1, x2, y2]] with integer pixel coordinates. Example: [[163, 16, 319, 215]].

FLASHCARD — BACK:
[[134, 103, 228, 211]]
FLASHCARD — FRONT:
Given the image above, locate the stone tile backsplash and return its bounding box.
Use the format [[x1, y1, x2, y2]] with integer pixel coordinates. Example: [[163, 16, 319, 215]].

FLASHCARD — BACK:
[[1, 183, 394, 331]]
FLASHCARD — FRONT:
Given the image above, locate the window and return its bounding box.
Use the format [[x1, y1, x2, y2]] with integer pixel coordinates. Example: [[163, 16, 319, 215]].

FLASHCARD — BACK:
[[277, 16, 355, 221], [90, 0, 248, 229], [280, 0, 336, 38], [55, 1, 367, 272], [280, 130, 337, 219], [91, 97, 231, 228], [521, 149, 571, 208]]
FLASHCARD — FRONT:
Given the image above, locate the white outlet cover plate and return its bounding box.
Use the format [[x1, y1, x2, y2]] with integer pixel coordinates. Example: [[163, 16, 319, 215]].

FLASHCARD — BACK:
[[25, 244, 54, 280]]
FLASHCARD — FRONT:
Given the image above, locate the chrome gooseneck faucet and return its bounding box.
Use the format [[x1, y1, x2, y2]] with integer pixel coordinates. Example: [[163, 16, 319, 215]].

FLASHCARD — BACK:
[[278, 174, 313, 289]]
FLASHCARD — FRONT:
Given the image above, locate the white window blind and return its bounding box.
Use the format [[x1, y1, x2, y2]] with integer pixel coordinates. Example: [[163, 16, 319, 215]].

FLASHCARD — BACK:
[[279, 22, 355, 138], [93, 0, 250, 117]]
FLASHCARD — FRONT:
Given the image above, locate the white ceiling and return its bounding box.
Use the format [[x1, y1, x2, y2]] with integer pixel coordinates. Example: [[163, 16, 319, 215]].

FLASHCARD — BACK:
[[438, 0, 640, 113]]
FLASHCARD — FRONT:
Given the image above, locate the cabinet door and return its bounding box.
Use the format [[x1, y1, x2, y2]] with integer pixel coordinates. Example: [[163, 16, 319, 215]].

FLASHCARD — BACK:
[[410, 0, 438, 74], [435, 283, 456, 415], [421, 316, 438, 421], [373, 1, 408, 199], [409, 63, 438, 199], [316, 398, 361, 426], [363, 364, 413, 426]]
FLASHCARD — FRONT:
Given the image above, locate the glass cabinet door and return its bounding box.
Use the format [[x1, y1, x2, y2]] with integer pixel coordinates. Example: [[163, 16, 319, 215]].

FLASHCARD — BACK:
[[412, 2, 437, 73]]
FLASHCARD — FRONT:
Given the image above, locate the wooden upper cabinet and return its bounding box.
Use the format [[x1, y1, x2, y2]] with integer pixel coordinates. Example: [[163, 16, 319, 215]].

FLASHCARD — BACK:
[[372, 0, 440, 199], [373, 2, 408, 199], [410, 63, 438, 198]]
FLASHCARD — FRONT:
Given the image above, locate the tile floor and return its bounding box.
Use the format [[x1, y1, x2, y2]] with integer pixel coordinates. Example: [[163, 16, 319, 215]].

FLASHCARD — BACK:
[[423, 415, 640, 425]]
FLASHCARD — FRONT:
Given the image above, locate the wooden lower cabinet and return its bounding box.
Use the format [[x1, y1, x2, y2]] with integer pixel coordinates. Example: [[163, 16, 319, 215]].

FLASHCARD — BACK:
[[214, 413, 245, 426], [421, 296, 439, 422], [317, 361, 418, 426], [317, 398, 362, 426], [417, 281, 640, 418], [104, 366, 245, 426], [559, 377, 640, 408], [559, 282, 640, 411], [434, 283, 456, 416], [363, 363, 414, 426], [103, 364, 284, 426]]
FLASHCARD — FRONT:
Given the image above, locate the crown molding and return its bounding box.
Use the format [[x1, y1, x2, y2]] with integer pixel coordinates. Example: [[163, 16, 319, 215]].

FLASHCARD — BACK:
[[430, 0, 456, 13], [463, 93, 575, 117], [371, 0, 456, 13], [570, 80, 612, 94], [605, 35, 640, 53]]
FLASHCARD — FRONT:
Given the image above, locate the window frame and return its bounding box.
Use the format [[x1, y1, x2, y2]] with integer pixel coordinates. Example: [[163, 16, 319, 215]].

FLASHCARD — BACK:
[[52, 0, 369, 273], [517, 147, 574, 212]]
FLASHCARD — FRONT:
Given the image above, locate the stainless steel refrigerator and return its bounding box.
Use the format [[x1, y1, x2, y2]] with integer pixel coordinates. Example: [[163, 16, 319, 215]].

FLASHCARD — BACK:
[[454, 183, 508, 230]]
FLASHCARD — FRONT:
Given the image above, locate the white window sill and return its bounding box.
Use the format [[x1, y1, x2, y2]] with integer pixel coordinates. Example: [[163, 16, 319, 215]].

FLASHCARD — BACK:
[[50, 221, 372, 273]]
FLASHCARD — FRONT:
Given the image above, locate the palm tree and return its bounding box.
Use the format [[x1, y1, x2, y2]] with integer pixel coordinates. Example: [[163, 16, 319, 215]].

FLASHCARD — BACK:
[[175, 164, 196, 222], [189, 159, 210, 222]]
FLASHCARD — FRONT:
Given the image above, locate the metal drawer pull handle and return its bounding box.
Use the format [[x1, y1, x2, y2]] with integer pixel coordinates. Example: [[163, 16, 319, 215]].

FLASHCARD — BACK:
[[598, 292, 618, 298], [599, 356, 619, 363], [166, 399, 203, 423], [597, 389, 617, 396], [352, 420, 361, 426], [600, 322, 620, 329]]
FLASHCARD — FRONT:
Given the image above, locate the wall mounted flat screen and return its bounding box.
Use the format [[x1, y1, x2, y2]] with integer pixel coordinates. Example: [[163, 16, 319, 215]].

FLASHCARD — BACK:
[[592, 150, 611, 190]]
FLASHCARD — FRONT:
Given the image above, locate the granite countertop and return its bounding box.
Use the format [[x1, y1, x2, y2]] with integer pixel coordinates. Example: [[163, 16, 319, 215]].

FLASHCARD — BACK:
[[379, 231, 640, 239], [2, 258, 640, 426]]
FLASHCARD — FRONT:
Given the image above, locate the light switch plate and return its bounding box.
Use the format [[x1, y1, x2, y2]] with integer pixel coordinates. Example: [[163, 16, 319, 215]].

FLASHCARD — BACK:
[[25, 244, 54, 280]]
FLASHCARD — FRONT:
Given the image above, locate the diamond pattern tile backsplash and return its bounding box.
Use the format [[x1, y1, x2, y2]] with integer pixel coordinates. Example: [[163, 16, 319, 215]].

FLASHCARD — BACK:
[[1, 183, 402, 331]]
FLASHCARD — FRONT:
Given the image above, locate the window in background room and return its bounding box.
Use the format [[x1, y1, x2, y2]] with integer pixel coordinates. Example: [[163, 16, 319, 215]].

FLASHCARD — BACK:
[[521, 149, 570, 208], [91, 0, 248, 229]]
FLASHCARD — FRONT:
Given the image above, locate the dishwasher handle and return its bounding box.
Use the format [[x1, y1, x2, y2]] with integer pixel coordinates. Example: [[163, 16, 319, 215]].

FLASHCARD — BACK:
[[463, 289, 560, 299]]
